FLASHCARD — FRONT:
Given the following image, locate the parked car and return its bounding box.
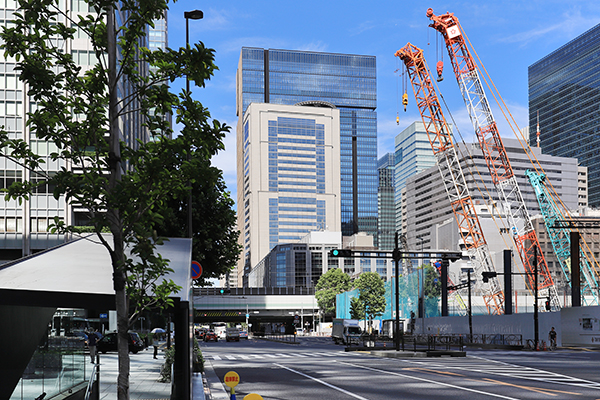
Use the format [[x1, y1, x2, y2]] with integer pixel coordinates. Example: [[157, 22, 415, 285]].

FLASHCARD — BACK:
[[225, 328, 240, 342], [97, 332, 145, 354], [239, 330, 248, 339], [204, 330, 218, 342]]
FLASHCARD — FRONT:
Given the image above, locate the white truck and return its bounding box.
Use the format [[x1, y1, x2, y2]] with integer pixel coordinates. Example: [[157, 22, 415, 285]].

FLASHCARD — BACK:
[[332, 319, 362, 345]]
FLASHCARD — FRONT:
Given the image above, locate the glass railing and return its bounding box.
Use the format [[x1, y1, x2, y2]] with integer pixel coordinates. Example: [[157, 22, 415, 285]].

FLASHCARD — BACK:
[[10, 336, 90, 400]]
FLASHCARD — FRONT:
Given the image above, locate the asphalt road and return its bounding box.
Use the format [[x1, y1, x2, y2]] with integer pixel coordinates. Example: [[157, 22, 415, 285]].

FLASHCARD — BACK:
[[201, 336, 600, 399]]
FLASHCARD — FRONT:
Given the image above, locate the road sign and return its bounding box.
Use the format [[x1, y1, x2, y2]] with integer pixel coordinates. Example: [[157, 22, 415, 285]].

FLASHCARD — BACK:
[[191, 261, 202, 279], [224, 371, 240, 388], [244, 394, 264, 400], [99, 313, 108, 319]]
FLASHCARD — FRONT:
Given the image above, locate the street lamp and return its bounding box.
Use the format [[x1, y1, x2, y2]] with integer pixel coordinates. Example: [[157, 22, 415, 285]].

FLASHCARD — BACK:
[[184, 9, 203, 239]]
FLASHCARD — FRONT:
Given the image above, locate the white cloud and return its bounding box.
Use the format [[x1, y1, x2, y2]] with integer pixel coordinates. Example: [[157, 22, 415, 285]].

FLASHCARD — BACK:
[[499, 8, 600, 47]]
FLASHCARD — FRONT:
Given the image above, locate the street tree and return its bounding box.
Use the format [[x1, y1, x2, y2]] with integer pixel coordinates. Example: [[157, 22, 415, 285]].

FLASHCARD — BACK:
[[0, 1, 231, 399], [353, 272, 386, 321], [155, 159, 240, 286], [315, 268, 351, 316], [423, 264, 441, 298], [349, 296, 365, 320]]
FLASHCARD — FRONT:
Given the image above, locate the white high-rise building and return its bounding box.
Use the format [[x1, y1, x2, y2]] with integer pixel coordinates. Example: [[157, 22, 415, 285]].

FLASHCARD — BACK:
[[238, 102, 342, 284]]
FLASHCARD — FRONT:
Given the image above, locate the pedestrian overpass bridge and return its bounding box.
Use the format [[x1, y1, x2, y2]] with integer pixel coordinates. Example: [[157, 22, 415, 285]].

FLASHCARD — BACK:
[[193, 287, 317, 324]]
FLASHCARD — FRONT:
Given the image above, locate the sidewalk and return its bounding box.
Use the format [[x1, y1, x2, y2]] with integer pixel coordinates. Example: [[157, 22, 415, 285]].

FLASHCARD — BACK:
[[96, 345, 207, 399], [97, 347, 170, 399]]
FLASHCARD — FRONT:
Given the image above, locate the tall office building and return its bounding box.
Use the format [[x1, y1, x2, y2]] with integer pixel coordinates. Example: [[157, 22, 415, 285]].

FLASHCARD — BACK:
[[0, 1, 166, 262], [529, 22, 600, 207], [235, 47, 378, 286], [238, 103, 342, 284], [394, 121, 437, 235], [377, 153, 395, 250], [237, 48, 377, 234]]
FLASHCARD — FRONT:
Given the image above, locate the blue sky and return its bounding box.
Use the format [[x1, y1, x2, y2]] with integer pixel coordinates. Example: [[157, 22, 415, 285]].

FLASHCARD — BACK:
[[166, 0, 600, 208]]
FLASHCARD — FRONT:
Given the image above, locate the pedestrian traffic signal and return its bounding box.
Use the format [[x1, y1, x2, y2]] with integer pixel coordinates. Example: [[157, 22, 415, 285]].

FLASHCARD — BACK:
[[482, 271, 497, 283], [329, 249, 353, 257], [545, 298, 551, 311]]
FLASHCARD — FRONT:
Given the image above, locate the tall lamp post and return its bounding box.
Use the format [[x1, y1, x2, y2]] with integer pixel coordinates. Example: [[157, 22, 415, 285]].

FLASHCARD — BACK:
[[184, 9, 203, 239]]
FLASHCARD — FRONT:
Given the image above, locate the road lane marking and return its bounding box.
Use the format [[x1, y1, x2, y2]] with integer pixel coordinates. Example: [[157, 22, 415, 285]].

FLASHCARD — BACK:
[[403, 367, 465, 377], [274, 363, 370, 400], [481, 378, 582, 396], [339, 361, 520, 400]]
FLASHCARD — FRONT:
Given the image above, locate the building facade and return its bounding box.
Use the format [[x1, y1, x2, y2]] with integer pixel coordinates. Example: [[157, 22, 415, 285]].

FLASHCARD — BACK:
[[0, 2, 166, 262], [403, 138, 580, 252], [529, 22, 600, 207], [236, 47, 378, 235], [394, 121, 437, 235], [238, 103, 342, 284], [377, 153, 395, 250], [247, 231, 394, 289]]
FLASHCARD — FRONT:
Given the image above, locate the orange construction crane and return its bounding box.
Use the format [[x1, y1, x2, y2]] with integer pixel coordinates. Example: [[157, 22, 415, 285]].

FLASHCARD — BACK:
[[395, 43, 504, 315], [426, 8, 560, 309]]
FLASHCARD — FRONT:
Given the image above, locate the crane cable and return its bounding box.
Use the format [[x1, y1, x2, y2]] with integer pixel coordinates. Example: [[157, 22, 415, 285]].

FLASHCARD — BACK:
[[461, 23, 600, 279]]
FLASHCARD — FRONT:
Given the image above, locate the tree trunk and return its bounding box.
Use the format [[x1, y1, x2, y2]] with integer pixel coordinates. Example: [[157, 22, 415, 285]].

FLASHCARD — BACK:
[[107, 5, 129, 400]]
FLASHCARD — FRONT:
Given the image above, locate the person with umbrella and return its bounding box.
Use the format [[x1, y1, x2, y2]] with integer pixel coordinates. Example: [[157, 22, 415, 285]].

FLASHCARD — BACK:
[[151, 328, 165, 359]]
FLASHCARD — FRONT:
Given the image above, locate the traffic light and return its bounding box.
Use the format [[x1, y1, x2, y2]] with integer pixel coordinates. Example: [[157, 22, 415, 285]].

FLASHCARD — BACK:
[[329, 249, 353, 257], [482, 271, 497, 283], [219, 288, 231, 295], [545, 298, 551, 311]]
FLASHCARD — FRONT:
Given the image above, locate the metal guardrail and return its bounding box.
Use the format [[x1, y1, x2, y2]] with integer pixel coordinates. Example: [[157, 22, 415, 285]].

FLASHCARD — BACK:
[[253, 332, 297, 343], [458, 333, 523, 346], [84, 354, 99, 400], [355, 334, 464, 351]]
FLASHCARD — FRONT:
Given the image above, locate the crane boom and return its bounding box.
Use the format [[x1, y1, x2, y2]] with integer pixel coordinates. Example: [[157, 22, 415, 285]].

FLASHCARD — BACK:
[[395, 43, 504, 314], [427, 8, 560, 309], [525, 170, 599, 305]]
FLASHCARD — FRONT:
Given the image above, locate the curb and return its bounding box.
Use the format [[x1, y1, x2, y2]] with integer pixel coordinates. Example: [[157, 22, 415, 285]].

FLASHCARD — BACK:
[[203, 359, 229, 400]]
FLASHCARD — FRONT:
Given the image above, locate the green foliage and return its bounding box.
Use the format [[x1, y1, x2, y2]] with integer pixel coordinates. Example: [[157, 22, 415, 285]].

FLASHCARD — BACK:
[[193, 337, 204, 373], [423, 264, 441, 298], [315, 268, 351, 315], [0, 1, 237, 397], [154, 161, 241, 285], [353, 272, 386, 319], [349, 296, 365, 320], [159, 346, 175, 382]]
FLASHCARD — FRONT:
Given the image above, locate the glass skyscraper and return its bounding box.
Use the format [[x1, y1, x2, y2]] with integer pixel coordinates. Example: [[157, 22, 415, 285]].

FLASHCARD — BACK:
[[394, 121, 436, 235], [237, 48, 378, 237], [377, 153, 395, 250], [529, 23, 600, 207]]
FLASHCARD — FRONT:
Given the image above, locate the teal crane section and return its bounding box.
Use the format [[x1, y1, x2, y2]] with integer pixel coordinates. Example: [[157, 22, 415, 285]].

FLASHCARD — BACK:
[[525, 169, 599, 305]]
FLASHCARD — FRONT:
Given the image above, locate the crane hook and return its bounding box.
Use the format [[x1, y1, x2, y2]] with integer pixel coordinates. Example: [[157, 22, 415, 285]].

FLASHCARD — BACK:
[[402, 92, 408, 112], [436, 60, 444, 82]]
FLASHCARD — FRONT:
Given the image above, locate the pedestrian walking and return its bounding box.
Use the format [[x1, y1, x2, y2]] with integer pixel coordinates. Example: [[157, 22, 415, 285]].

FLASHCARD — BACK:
[[548, 326, 557, 350], [88, 329, 99, 363], [153, 334, 159, 359]]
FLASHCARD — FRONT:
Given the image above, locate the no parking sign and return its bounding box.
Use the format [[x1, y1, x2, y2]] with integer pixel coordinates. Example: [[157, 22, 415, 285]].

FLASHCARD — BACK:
[[191, 260, 202, 279]]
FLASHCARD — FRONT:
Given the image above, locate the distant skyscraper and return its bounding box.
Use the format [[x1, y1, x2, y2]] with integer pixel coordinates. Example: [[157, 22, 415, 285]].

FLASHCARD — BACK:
[[377, 153, 395, 250], [236, 47, 378, 237], [394, 122, 437, 235], [529, 22, 600, 207], [237, 103, 342, 283]]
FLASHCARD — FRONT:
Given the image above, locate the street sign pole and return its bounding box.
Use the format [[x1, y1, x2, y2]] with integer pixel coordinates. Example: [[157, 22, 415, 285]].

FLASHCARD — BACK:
[[394, 232, 400, 352]]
